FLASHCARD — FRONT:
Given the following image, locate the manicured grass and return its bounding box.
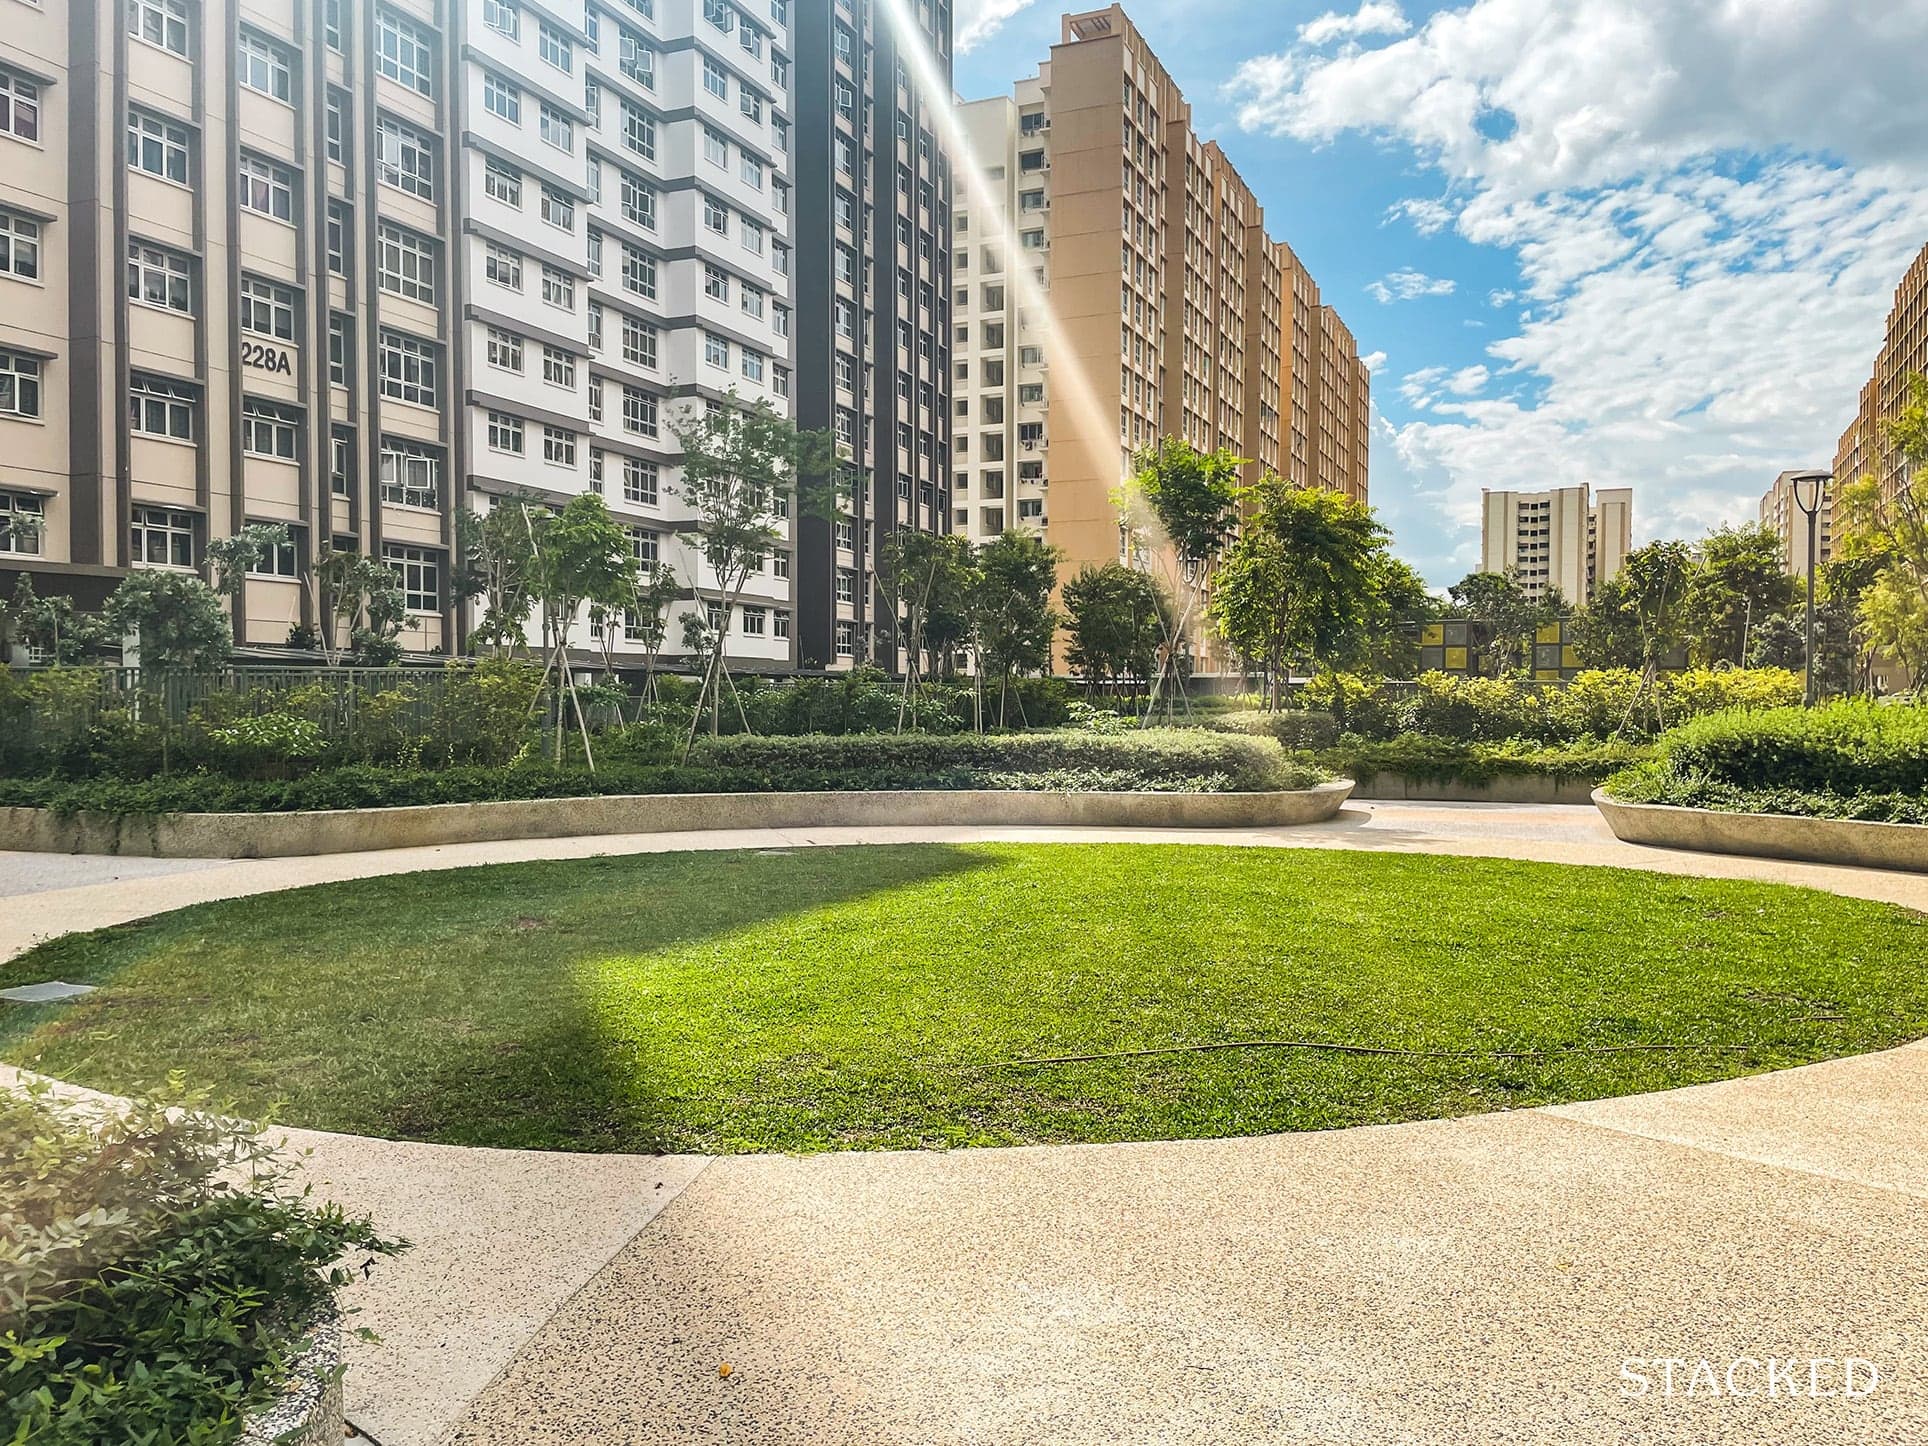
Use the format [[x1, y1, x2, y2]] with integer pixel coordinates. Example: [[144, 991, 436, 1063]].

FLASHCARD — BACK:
[[3, 845, 1923, 1154]]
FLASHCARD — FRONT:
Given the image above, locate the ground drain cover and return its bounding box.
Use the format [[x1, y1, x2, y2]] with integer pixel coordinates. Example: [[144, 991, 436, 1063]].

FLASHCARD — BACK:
[[755, 849, 795, 856], [0, 980, 98, 1003]]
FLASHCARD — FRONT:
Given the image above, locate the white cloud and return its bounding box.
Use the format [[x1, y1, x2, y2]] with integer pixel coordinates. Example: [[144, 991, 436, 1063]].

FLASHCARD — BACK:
[[1366, 268, 1458, 304], [1300, 2, 1411, 47], [954, 0, 1038, 55], [1227, 0, 1928, 583], [1384, 196, 1456, 234], [1361, 350, 1388, 373]]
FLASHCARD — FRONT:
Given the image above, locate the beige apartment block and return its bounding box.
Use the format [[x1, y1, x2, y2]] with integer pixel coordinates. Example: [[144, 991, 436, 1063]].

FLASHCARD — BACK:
[[1834, 240, 1928, 503], [1480, 484, 1631, 604], [951, 4, 1369, 667], [1759, 468, 1834, 582]]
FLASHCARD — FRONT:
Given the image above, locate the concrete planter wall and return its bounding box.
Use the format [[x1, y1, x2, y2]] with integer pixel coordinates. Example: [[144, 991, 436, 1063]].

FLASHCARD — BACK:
[[1594, 790, 1928, 874], [239, 1318, 342, 1446], [1349, 773, 1600, 806], [0, 781, 1356, 859]]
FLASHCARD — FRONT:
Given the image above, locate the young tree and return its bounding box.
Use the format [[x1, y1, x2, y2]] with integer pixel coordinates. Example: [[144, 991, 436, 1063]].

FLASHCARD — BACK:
[[1209, 478, 1388, 707], [625, 562, 684, 708], [1364, 556, 1442, 677], [1062, 562, 1168, 697], [1447, 570, 1557, 676], [306, 546, 406, 667], [1682, 522, 1797, 666], [454, 502, 539, 656], [1118, 439, 1241, 722], [523, 492, 634, 767], [971, 530, 1061, 726], [1, 576, 105, 663], [876, 530, 975, 730], [1839, 371, 1928, 693], [104, 571, 231, 672], [670, 391, 834, 747]]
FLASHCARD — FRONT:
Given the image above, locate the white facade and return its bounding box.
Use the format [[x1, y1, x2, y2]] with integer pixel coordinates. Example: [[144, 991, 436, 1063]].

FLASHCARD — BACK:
[[1480, 484, 1633, 603]]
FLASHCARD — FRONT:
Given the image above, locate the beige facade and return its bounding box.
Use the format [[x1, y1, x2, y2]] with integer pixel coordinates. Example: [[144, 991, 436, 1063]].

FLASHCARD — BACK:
[[951, 4, 1368, 666], [1480, 484, 1631, 603], [1833, 240, 1928, 503], [1759, 468, 1834, 582]]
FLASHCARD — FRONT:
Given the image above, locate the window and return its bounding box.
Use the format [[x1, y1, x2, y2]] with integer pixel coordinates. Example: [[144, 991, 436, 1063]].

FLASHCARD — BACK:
[[129, 0, 190, 56], [248, 526, 301, 578], [379, 330, 439, 407], [704, 0, 735, 32], [539, 21, 572, 69], [483, 0, 519, 41], [0, 490, 44, 555], [539, 103, 573, 151], [377, 9, 436, 97], [324, 0, 344, 52], [835, 568, 854, 603], [0, 70, 39, 145], [587, 301, 604, 351], [740, 285, 764, 320], [485, 242, 522, 290], [541, 266, 575, 310], [331, 428, 354, 497], [484, 72, 522, 125], [704, 265, 729, 302], [740, 152, 762, 189], [740, 349, 764, 383], [238, 31, 293, 103], [384, 544, 440, 613], [703, 195, 728, 236], [0, 211, 38, 283], [237, 153, 294, 221], [0, 350, 41, 420], [622, 246, 656, 298], [239, 276, 295, 340], [128, 110, 189, 183], [328, 313, 352, 386], [484, 159, 522, 207], [487, 327, 523, 372], [377, 223, 436, 303], [622, 457, 658, 505], [621, 171, 656, 230], [619, 30, 655, 89], [704, 332, 728, 369], [540, 186, 575, 230], [326, 201, 350, 277], [542, 346, 575, 387], [128, 374, 192, 438], [774, 302, 790, 338], [376, 117, 435, 199], [772, 364, 789, 399], [621, 102, 655, 160], [834, 620, 854, 658], [622, 387, 657, 436], [487, 410, 523, 453], [126, 240, 190, 311], [324, 89, 349, 163], [703, 56, 728, 100], [588, 376, 603, 423], [131, 505, 196, 568], [241, 400, 299, 460], [543, 426, 577, 466], [741, 605, 766, 637], [621, 314, 657, 368], [704, 126, 728, 167], [380, 438, 441, 508], [629, 526, 659, 566]]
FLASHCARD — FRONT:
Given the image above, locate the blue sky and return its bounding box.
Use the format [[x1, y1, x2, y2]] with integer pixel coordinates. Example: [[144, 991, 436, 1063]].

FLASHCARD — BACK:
[[949, 0, 1928, 586]]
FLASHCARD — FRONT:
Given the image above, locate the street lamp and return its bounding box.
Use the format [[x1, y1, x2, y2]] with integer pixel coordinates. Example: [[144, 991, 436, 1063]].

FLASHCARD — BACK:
[[1786, 470, 1831, 707]]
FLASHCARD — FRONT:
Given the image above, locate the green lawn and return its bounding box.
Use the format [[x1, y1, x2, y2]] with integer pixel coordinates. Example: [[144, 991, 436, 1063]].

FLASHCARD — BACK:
[[3, 845, 1923, 1154]]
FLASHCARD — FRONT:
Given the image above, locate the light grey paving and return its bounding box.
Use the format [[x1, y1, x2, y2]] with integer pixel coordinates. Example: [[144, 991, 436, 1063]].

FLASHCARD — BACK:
[[0, 848, 229, 898]]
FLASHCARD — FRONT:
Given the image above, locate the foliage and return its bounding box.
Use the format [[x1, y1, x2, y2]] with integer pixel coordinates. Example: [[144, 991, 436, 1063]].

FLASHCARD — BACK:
[[205, 523, 293, 605], [2, 577, 107, 663], [1367, 556, 1442, 676], [970, 531, 1063, 711], [1838, 371, 1928, 682], [875, 531, 976, 728], [0, 1078, 402, 1444], [1681, 522, 1798, 667], [1061, 562, 1168, 695], [1604, 762, 1928, 826], [1446, 571, 1561, 675], [1635, 698, 1928, 797], [104, 571, 231, 672], [1205, 709, 1343, 750], [454, 502, 539, 654], [1318, 735, 1652, 785], [309, 546, 406, 667]]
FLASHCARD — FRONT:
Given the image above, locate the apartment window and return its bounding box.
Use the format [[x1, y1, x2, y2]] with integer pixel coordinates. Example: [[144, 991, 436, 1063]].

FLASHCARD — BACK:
[[484, 159, 522, 207], [484, 72, 522, 125], [0, 211, 38, 283], [740, 349, 764, 383], [0, 350, 41, 420], [483, 0, 519, 38], [588, 376, 603, 422], [835, 568, 854, 603], [703, 56, 728, 101], [237, 153, 294, 221], [328, 313, 352, 386], [773, 302, 790, 338], [619, 31, 655, 89], [543, 426, 577, 466], [704, 126, 728, 167], [772, 365, 789, 399], [539, 103, 573, 151], [540, 187, 575, 231], [740, 284, 764, 320], [241, 400, 299, 460], [740, 219, 763, 255], [376, 117, 435, 199], [741, 605, 767, 637], [377, 223, 436, 303], [541, 346, 575, 388], [379, 330, 439, 407], [128, 110, 189, 184], [704, 265, 729, 303], [128, 374, 193, 439], [131, 505, 197, 568], [774, 608, 792, 640], [0, 70, 39, 145], [621, 102, 655, 160], [621, 172, 656, 230], [326, 201, 350, 277], [487, 410, 523, 453], [129, 0, 190, 56], [0, 491, 44, 555], [622, 387, 657, 436], [324, 0, 344, 51], [238, 31, 293, 103], [621, 314, 657, 368], [325, 89, 349, 163], [739, 88, 761, 124], [703, 195, 728, 236], [247, 526, 301, 578], [622, 246, 656, 298], [539, 21, 572, 69], [331, 427, 354, 497], [127, 240, 190, 312], [834, 620, 854, 658], [380, 438, 441, 508], [239, 276, 295, 340], [704, 332, 728, 369], [541, 266, 575, 310], [740, 153, 762, 190], [485, 243, 522, 290], [587, 301, 604, 351], [377, 9, 436, 97], [384, 544, 440, 613], [622, 457, 658, 505], [487, 327, 523, 372]]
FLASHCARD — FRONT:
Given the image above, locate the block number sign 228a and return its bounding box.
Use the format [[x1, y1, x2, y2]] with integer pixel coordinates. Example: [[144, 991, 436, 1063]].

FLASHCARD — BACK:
[[241, 341, 294, 375]]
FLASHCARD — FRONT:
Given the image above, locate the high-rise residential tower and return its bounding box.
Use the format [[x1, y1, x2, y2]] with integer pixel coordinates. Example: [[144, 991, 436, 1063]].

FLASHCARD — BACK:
[[1833, 240, 1927, 503], [790, 0, 953, 670], [1479, 484, 1632, 603]]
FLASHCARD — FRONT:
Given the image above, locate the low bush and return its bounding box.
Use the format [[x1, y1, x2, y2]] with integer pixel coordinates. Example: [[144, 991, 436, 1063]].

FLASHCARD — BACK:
[[1, 1078, 402, 1444], [1605, 762, 1928, 826], [1207, 709, 1343, 749], [1316, 735, 1652, 785]]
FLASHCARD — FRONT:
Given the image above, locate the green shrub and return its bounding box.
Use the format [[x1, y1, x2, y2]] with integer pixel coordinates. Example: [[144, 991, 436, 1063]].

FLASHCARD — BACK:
[[1638, 699, 1928, 797], [1605, 760, 1928, 826], [0, 1078, 402, 1444], [1319, 735, 1652, 784], [1208, 709, 1343, 749]]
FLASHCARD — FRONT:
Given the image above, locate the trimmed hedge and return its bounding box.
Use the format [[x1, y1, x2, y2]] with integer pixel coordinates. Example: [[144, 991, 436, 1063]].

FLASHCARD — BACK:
[[1604, 764, 1928, 827], [1315, 735, 1653, 785], [0, 730, 1326, 816]]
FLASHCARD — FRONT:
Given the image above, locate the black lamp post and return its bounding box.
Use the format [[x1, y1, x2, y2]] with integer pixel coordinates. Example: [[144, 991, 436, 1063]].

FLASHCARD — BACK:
[[1787, 470, 1831, 707]]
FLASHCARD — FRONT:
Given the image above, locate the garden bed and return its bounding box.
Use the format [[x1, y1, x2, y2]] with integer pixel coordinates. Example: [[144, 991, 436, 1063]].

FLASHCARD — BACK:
[[1594, 790, 1928, 873]]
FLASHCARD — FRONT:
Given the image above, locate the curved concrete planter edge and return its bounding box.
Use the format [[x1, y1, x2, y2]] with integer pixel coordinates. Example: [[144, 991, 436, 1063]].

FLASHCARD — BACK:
[[0, 781, 1356, 859], [1349, 772, 1600, 805], [1593, 789, 1928, 875], [239, 1316, 342, 1446]]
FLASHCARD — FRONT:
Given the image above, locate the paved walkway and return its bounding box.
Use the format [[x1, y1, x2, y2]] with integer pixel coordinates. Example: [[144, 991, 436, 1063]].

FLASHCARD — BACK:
[[3, 803, 1926, 1445]]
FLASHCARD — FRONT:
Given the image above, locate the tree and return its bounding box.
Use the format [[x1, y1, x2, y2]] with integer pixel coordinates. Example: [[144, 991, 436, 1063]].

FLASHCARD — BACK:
[[1062, 562, 1168, 697], [523, 492, 635, 767], [104, 570, 230, 672], [1118, 438, 1241, 721], [875, 530, 975, 730], [1447, 571, 1557, 676], [1365, 556, 1442, 677], [1209, 478, 1388, 707], [624, 562, 684, 708], [1682, 522, 1796, 666], [970, 530, 1061, 726], [1839, 370, 1928, 695], [454, 503, 539, 656], [1, 576, 105, 663], [670, 391, 834, 746], [306, 546, 406, 667]]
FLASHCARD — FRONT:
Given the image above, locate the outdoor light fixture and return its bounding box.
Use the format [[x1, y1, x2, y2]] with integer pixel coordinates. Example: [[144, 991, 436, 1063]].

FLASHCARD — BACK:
[[1786, 470, 1832, 707]]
